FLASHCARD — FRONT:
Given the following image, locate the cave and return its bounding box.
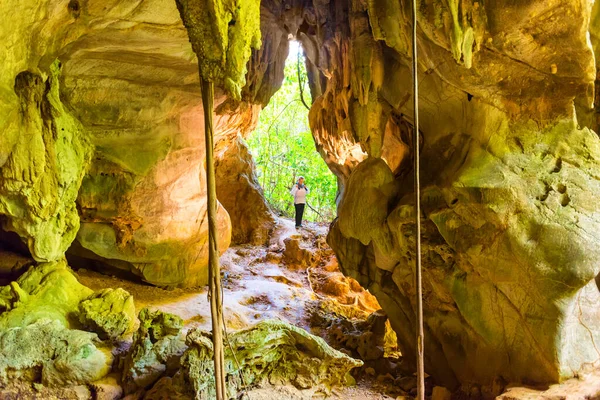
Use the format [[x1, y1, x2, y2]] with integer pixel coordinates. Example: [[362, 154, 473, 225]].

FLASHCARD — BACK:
[[2, 0, 600, 399]]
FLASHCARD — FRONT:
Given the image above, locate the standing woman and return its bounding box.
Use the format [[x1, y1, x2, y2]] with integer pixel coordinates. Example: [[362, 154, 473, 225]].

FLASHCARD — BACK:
[[290, 176, 309, 228]]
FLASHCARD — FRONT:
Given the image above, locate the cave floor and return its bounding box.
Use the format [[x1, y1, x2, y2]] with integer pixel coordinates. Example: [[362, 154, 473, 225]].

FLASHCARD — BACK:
[[75, 218, 402, 399]]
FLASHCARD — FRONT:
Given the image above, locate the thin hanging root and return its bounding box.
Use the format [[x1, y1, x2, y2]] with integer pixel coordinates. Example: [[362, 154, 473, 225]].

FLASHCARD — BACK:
[[411, 0, 425, 398], [200, 77, 227, 400]]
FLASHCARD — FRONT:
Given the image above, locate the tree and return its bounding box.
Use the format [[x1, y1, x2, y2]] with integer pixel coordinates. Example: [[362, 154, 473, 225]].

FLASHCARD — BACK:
[[247, 43, 337, 222]]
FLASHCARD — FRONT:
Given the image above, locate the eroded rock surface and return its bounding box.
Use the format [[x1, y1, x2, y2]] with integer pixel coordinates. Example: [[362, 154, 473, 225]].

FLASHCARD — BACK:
[[0, 319, 112, 386], [122, 308, 187, 394], [178, 319, 362, 399], [3, 0, 600, 393], [307, 0, 600, 391], [0, 0, 275, 287], [78, 288, 136, 341], [0, 260, 138, 387]]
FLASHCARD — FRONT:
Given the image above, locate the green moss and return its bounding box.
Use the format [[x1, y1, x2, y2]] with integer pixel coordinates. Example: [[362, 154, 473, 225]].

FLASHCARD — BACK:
[[367, 0, 409, 55], [0, 260, 93, 330], [0, 261, 143, 386], [447, 0, 463, 63], [175, 0, 262, 100], [0, 319, 113, 386], [182, 319, 363, 398], [78, 288, 136, 340], [122, 308, 186, 393], [0, 60, 92, 261]]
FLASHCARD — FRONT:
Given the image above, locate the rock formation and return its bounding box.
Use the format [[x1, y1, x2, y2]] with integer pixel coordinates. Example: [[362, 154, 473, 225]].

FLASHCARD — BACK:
[[307, 0, 600, 391], [0, 0, 275, 287], [0, 261, 135, 386], [175, 319, 362, 398], [122, 308, 187, 393]]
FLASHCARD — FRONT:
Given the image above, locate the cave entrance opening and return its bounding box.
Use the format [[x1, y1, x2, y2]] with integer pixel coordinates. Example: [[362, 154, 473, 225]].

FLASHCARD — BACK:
[[247, 41, 337, 223]]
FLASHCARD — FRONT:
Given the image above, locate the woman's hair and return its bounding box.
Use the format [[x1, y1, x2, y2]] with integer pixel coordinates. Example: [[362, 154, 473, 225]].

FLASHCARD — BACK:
[[298, 176, 304, 180]]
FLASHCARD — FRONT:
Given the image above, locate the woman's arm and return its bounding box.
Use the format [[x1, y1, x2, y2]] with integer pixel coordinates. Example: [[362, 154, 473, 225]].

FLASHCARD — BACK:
[[290, 184, 298, 196]]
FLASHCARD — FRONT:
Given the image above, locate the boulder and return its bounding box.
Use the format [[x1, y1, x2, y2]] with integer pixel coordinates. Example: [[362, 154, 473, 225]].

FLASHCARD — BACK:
[[0, 260, 138, 386], [122, 308, 187, 394], [283, 237, 318, 268], [78, 288, 136, 340], [179, 319, 363, 399], [0, 319, 112, 386], [0, 260, 93, 330]]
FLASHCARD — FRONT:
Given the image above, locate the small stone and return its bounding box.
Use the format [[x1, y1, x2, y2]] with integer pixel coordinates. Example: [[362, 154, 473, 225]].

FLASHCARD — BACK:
[[365, 367, 376, 376], [376, 373, 394, 382], [431, 386, 452, 400], [90, 374, 123, 400], [551, 64, 558, 74], [470, 386, 482, 397], [396, 376, 417, 391]]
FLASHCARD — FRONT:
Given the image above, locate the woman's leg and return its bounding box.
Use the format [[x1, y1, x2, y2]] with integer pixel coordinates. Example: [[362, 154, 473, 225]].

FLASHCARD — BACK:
[[294, 204, 304, 227], [297, 204, 305, 227]]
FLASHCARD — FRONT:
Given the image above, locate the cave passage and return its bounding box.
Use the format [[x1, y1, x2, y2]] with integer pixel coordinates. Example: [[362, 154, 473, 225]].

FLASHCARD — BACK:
[[247, 41, 337, 223]]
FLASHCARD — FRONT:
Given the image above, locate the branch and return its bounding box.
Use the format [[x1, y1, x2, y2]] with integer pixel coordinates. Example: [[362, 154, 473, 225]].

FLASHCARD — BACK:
[[297, 47, 311, 111]]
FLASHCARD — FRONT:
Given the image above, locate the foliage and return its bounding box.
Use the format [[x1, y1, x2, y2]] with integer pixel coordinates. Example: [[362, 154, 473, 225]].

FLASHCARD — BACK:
[[247, 43, 337, 222]]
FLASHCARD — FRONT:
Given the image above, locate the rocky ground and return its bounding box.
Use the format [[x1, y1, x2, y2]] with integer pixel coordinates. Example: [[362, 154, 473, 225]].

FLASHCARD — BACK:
[[72, 218, 411, 400], [1, 217, 600, 399]]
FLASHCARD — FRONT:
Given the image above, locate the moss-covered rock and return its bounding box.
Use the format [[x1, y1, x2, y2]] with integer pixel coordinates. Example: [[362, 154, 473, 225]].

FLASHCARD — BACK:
[[0, 319, 112, 386], [0, 260, 140, 387], [78, 288, 136, 341], [175, 0, 262, 99], [0, 260, 93, 330], [180, 319, 363, 399], [0, 61, 92, 262], [122, 308, 187, 394]]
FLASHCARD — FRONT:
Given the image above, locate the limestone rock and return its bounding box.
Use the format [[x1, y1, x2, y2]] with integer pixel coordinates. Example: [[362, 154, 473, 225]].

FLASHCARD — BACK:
[[0, 61, 92, 263], [0, 260, 93, 330], [180, 319, 363, 399], [330, 118, 600, 388], [0, 319, 112, 386], [215, 135, 275, 245], [0, 260, 137, 386], [310, 306, 397, 362], [89, 374, 124, 400], [140, 375, 191, 400], [78, 288, 136, 340], [299, 0, 600, 390], [122, 308, 187, 394], [283, 237, 317, 268], [175, 0, 261, 98], [0, 0, 271, 288], [431, 386, 452, 400]]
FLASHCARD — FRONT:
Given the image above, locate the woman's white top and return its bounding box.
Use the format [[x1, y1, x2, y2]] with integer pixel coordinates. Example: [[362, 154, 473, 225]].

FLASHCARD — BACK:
[[290, 184, 309, 204]]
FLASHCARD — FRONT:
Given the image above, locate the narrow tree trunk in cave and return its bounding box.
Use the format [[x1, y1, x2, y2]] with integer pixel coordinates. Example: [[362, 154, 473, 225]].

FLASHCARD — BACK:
[[200, 77, 227, 400]]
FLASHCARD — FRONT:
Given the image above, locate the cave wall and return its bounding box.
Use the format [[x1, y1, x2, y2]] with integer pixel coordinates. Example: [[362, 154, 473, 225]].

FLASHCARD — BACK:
[[0, 0, 275, 287], [293, 0, 600, 391]]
